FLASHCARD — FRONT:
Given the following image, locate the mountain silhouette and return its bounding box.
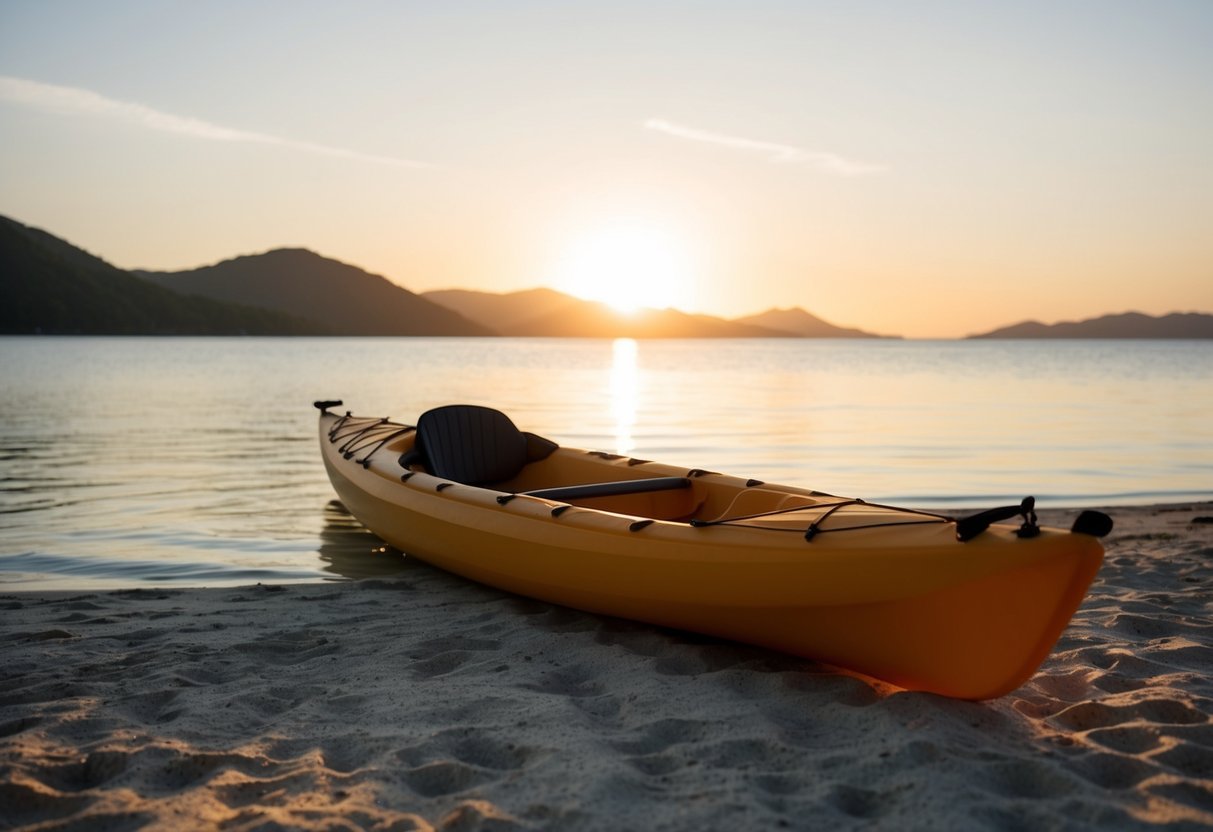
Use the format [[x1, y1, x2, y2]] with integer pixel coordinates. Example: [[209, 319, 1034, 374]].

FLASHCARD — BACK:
[[423, 288, 790, 337], [0, 216, 321, 335], [733, 307, 892, 338], [513, 302, 790, 338], [423, 288, 577, 333], [7, 214, 1208, 339], [968, 312, 1213, 339], [141, 249, 492, 336]]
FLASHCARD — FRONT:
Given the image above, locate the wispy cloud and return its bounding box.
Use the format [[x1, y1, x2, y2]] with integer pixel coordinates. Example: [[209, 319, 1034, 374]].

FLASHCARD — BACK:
[[644, 118, 885, 176], [0, 75, 433, 170]]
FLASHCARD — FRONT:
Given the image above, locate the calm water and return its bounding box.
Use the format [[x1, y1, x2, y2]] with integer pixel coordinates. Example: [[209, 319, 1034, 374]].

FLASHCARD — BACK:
[[1, 337, 1210, 589]]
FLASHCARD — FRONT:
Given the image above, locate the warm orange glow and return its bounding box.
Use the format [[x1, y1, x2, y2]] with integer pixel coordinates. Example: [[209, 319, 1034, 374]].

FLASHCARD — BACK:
[[551, 222, 695, 314], [609, 338, 638, 454]]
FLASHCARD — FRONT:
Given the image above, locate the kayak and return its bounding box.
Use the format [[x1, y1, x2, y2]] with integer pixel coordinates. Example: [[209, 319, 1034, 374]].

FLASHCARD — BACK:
[[315, 401, 1109, 699]]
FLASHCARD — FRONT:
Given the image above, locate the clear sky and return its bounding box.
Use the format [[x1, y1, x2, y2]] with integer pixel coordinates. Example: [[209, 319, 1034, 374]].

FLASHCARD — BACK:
[[2, 1, 1210, 337]]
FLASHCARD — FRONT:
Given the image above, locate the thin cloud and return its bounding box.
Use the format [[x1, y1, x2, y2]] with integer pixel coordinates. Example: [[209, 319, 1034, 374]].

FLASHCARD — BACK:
[[644, 118, 884, 176], [0, 75, 433, 170]]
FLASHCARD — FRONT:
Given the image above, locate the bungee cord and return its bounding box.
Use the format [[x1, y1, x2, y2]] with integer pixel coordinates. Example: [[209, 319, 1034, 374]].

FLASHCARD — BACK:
[[321, 411, 959, 540]]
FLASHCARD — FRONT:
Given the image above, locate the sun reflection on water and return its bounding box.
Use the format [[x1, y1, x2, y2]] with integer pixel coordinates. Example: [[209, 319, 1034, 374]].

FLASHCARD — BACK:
[[610, 338, 639, 455]]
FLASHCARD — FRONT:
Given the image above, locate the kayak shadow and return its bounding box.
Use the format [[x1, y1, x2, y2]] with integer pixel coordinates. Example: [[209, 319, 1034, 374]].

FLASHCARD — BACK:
[[317, 499, 417, 581], [315, 502, 886, 699]]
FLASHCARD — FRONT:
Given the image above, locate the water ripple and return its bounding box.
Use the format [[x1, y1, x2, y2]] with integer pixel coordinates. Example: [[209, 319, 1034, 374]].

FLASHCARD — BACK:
[[1, 336, 1210, 588]]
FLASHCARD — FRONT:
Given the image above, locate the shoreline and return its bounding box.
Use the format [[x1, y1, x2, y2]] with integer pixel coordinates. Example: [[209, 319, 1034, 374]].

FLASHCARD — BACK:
[[2, 502, 1211, 829], [5, 499, 1212, 595]]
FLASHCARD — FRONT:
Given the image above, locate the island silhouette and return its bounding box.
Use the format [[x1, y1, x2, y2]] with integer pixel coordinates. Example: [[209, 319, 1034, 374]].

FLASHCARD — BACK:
[[3, 215, 1209, 338]]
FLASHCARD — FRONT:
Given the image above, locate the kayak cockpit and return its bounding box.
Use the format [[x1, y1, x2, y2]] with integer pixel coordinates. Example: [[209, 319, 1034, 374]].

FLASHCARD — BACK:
[[387, 404, 705, 520], [320, 401, 1112, 551], [321, 403, 942, 530], [391, 404, 852, 523]]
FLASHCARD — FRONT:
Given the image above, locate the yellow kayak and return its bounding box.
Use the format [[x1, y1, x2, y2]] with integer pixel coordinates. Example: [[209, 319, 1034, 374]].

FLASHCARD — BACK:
[[315, 401, 1109, 699]]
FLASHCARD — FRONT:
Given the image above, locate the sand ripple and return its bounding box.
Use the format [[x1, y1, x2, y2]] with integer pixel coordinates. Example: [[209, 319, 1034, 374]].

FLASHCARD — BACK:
[[1, 503, 1211, 829]]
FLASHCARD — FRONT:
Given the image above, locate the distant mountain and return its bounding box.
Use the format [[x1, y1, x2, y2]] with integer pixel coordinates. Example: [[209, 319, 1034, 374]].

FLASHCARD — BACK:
[[18, 214, 1203, 341], [968, 312, 1213, 339], [0, 216, 321, 335], [423, 287, 577, 333], [424, 288, 789, 337], [513, 302, 791, 338], [733, 307, 893, 338], [142, 249, 492, 336]]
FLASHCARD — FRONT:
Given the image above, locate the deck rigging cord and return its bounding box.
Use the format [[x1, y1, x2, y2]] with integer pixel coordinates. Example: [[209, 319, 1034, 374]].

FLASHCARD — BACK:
[[315, 406, 975, 540], [323, 411, 416, 468], [314, 404, 1091, 542], [690, 499, 955, 540]]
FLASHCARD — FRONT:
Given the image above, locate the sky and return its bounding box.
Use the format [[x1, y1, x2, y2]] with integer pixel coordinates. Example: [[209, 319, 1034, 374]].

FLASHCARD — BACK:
[[1, 1, 1211, 338]]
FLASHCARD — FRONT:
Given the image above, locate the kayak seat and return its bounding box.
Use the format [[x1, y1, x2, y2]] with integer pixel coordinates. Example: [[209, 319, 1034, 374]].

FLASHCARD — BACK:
[[400, 404, 557, 486]]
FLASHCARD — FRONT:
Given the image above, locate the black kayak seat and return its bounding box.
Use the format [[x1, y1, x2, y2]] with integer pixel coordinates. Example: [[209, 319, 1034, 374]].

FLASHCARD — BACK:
[[521, 476, 691, 502], [400, 405, 691, 501], [400, 404, 557, 486]]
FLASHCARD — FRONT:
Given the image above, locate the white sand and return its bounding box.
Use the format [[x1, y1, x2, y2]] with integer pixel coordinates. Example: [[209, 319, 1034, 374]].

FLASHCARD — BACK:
[[2, 502, 1211, 830]]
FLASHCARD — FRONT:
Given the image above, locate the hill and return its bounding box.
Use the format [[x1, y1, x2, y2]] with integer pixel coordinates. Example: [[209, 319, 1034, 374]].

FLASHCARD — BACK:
[[968, 312, 1213, 339], [142, 250, 492, 336], [0, 216, 322, 335], [512, 302, 790, 338], [423, 288, 790, 338], [16, 215, 1202, 340], [423, 288, 577, 333], [733, 307, 893, 338]]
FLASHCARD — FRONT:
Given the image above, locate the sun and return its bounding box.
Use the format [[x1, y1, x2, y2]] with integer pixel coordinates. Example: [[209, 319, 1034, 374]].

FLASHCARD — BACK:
[[552, 223, 695, 314]]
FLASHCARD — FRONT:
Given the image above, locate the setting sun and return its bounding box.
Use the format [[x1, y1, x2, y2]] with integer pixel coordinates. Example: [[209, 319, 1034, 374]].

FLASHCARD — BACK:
[[551, 223, 695, 314]]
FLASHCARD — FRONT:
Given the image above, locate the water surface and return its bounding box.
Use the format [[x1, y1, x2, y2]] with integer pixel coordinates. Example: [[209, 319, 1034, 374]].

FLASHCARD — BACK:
[[1, 337, 1209, 589]]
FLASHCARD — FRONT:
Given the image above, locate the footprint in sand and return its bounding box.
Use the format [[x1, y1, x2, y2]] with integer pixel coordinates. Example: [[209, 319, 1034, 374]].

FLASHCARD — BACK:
[[0, 680, 90, 708], [391, 727, 542, 801], [609, 717, 713, 756], [1050, 697, 1207, 732], [213, 770, 323, 809], [826, 783, 899, 820], [410, 650, 476, 679], [229, 630, 339, 666], [149, 748, 275, 791], [1153, 738, 1213, 780], [1072, 750, 1158, 790], [0, 782, 92, 827], [0, 716, 42, 738], [978, 757, 1081, 799], [451, 734, 540, 771], [20, 749, 131, 792], [407, 634, 503, 679], [702, 737, 800, 772], [402, 760, 484, 797], [113, 688, 183, 724], [520, 662, 606, 699], [1083, 723, 1167, 754]]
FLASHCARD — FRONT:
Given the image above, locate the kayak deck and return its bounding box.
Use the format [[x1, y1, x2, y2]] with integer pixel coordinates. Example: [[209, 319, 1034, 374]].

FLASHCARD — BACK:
[[317, 402, 1109, 699]]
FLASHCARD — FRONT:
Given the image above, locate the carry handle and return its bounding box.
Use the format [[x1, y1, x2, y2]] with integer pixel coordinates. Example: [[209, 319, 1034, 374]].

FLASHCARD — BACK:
[[956, 497, 1038, 542]]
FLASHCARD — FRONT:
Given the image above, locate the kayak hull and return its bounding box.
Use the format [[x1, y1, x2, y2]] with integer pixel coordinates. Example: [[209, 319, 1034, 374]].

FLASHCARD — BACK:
[[318, 409, 1104, 699]]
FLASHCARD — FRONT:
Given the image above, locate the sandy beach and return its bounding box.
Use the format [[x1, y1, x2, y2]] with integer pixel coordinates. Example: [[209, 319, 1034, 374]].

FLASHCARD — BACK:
[[2, 502, 1211, 830]]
